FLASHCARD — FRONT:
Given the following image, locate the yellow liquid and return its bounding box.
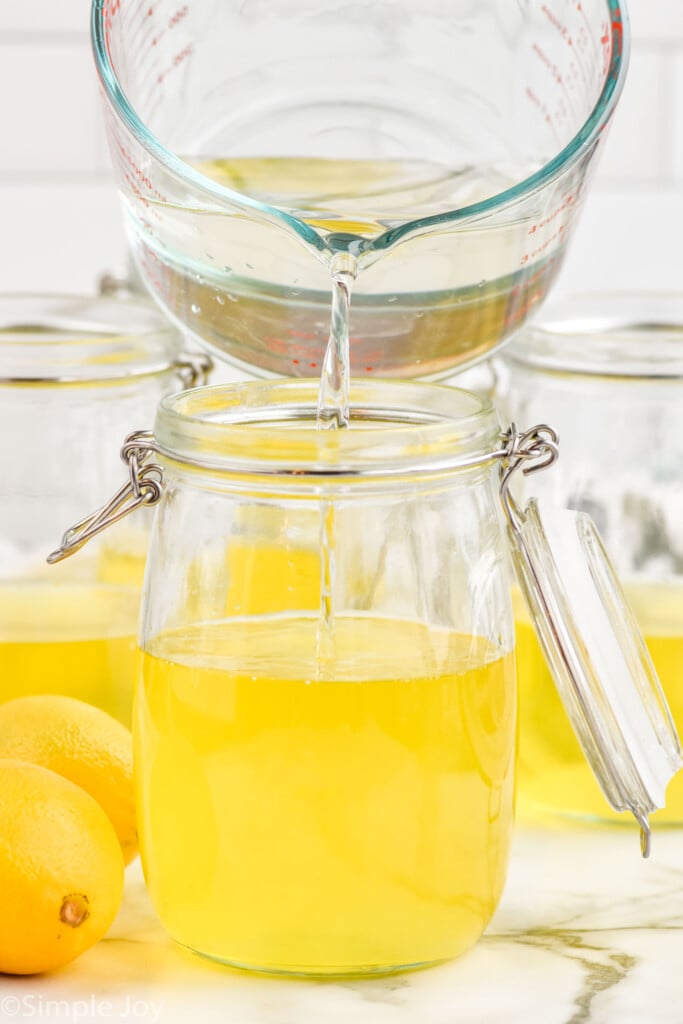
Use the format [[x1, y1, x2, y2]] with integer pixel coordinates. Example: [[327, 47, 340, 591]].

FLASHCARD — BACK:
[[0, 572, 142, 725], [136, 616, 516, 975], [224, 540, 320, 615], [515, 582, 683, 825]]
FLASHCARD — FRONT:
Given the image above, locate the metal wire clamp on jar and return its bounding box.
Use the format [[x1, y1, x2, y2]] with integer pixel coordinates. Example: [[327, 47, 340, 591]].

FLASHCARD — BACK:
[[0, 293, 211, 726], [496, 292, 683, 828], [49, 378, 680, 976]]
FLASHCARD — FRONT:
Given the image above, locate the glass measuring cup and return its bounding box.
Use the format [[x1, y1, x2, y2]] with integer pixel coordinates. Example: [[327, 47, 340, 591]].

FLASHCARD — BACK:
[[92, 0, 629, 379]]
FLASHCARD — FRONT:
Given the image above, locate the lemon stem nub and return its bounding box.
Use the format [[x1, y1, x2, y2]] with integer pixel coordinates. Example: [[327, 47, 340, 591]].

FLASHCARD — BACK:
[[60, 894, 90, 928]]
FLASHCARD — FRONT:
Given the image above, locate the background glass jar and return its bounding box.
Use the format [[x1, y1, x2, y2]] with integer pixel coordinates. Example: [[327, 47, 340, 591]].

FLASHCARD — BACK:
[[133, 379, 517, 975], [0, 294, 209, 725], [496, 292, 683, 826]]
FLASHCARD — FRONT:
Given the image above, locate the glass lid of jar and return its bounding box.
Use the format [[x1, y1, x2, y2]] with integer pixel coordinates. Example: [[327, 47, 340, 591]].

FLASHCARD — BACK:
[[501, 433, 683, 857]]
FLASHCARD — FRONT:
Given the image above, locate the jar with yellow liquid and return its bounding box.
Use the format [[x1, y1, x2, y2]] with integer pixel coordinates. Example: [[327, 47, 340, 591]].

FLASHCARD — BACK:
[[50, 377, 681, 975], [0, 294, 210, 725], [497, 292, 683, 826]]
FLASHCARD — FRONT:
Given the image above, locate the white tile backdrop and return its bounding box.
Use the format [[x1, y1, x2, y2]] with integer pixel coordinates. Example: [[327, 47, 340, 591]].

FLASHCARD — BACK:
[[0, 0, 681, 298]]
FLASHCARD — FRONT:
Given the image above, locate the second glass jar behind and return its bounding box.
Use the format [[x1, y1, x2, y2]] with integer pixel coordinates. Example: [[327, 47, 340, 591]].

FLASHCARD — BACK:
[[497, 292, 683, 826], [0, 294, 208, 725]]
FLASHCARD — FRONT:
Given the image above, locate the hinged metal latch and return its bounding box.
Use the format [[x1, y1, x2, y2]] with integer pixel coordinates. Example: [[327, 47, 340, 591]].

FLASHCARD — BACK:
[[498, 422, 560, 533], [47, 431, 164, 564]]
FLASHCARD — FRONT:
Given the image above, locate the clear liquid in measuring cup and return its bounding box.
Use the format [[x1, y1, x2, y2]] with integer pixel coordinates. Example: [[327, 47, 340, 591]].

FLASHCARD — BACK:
[[191, 156, 511, 238], [162, 155, 555, 380]]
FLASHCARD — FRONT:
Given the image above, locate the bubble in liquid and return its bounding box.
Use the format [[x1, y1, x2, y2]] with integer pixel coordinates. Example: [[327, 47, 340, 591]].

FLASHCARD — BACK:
[[215, 295, 226, 305], [191, 303, 201, 314]]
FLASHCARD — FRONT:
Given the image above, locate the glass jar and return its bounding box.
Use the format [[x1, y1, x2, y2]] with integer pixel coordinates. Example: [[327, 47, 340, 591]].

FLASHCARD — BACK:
[[0, 294, 210, 725], [137, 380, 516, 974], [496, 292, 683, 826], [51, 376, 680, 975]]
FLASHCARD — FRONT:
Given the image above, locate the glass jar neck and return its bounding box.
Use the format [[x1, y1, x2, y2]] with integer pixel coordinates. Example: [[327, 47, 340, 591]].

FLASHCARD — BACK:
[[505, 293, 683, 379], [0, 294, 181, 383], [153, 379, 502, 482]]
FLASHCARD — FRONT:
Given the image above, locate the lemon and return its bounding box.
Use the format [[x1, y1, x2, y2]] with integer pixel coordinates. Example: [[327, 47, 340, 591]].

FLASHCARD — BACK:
[[0, 696, 137, 864], [0, 758, 124, 974]]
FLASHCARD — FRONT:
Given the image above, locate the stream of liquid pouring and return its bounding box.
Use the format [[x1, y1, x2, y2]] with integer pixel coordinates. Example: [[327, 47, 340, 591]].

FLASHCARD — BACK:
[[315, 254, 358, 664], [316, 253, 358, 430]]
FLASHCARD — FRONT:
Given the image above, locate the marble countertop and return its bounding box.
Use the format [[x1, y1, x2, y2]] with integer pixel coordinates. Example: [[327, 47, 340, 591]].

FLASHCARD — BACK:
[[3, 822, 683, 1023]]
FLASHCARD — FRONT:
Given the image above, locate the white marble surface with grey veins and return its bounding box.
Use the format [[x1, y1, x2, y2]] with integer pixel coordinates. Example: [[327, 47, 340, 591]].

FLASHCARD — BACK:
[[3, 824, 683, 1023]]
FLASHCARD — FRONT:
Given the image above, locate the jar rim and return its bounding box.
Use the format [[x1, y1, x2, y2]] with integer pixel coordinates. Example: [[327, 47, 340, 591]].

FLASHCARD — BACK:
[[504, 291, 683, 378], [154, 379, 502, 477], [0, 293, 182, 383]]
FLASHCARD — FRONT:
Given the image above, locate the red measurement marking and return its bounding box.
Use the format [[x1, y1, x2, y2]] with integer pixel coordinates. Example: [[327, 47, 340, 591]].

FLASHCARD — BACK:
[[577, 1, 593, 37], [365, 367, 374, 373], [292, 359, 300, 365], [520, 223, 567, 265], [310, 363, 318, 369], [116, 140, 167, 209], [532, 42, 564, 87], [119, 147, 150, 188], [175, 44, 192, 62], [157, 44, 193, 83], [525, 81, 572, 133], [125, 173, 149, 209], [169, 5, 189, 29], [505, 294, 542, 329], [148, 7, 154, 16], [527, 191, 576, 236], [600, 19, 610, 73], [611, 11, 624, 57], [525, 86, 553, 128], [140, 249, 166, 295], [504, 262, 558, 328], [599, 11, 623, 74], [102, 0, 121, 44], [540, 4, 569, 40]]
